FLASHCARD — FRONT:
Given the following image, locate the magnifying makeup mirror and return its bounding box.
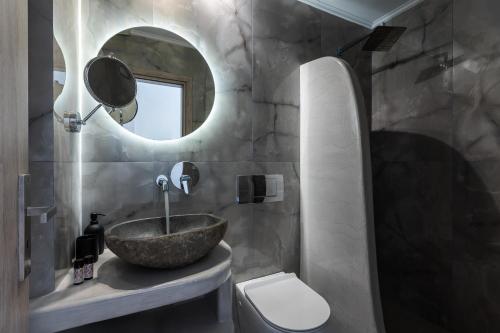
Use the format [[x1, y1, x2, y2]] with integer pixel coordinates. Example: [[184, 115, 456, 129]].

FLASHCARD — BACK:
[[64, 55, 137, 132], [105, 99, 138, 125]]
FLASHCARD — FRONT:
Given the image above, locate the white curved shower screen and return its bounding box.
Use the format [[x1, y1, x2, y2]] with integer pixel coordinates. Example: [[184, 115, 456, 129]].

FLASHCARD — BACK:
[[300, 57, 385, 333]]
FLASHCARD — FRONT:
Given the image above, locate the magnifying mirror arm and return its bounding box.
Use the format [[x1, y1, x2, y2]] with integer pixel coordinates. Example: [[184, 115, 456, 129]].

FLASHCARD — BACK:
[[82, 103, 103, 124], [64, 103, 103, 133]]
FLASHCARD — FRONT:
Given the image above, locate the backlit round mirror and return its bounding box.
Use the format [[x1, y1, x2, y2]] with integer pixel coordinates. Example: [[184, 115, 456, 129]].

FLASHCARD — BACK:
[[99, 27, 215, 141], [84, 56, 137, 108]]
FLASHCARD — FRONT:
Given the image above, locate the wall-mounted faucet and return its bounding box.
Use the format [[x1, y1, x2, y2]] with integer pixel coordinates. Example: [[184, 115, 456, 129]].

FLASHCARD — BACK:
[[171, 162, 199, 195], [156, 175, 169, 193], [156, 174, 170, 234]]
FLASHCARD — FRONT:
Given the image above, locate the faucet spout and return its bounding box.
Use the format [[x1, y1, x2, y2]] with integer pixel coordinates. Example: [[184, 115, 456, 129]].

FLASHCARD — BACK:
[[156, 174, 170, 234], [180, 175, 191, 195], [156, 175, 169, 192]]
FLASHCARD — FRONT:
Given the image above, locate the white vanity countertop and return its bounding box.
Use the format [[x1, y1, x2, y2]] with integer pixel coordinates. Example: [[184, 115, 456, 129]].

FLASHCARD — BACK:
[[29, 241, 232, 333]]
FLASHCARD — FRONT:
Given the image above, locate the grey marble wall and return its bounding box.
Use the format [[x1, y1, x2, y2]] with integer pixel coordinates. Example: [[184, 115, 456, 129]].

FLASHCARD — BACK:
[[28, 0, 80, 298], [451, 0, 500, 331], [50, 0, 372, 283], [53, 0, 81, 281], [28, 0, 56, 298], [372, 0, 500, 332]]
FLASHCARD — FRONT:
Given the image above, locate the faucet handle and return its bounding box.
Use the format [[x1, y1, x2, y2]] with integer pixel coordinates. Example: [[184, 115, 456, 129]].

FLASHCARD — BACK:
[[180, 175, 192, 195], [156, 175, 169, 192], [171, 162, 199, 195]]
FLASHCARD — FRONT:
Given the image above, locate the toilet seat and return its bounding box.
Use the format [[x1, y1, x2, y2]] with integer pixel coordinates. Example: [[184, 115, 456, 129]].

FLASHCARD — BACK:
[[244, 273, 330, 332]]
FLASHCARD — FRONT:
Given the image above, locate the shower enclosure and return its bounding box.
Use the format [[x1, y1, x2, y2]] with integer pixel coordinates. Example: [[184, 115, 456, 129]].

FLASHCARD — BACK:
[[371, 0, 500, 332]]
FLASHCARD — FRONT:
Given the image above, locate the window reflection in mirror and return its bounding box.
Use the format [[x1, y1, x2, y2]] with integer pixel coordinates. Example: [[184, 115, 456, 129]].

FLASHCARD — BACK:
[[99, 27, 215, 141], [124, 78, 183, 140]]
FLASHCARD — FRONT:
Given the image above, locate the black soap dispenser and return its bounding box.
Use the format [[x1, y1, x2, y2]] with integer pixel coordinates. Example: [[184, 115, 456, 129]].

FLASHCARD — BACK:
[[84, 213, 106, 254]]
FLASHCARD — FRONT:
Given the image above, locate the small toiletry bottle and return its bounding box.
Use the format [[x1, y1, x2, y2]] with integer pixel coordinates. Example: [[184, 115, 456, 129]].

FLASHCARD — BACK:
[[76, 235, 99, 262], [84, 213, 106, 254], [73, 259, 85, 285], [83, 255, 94, 280]]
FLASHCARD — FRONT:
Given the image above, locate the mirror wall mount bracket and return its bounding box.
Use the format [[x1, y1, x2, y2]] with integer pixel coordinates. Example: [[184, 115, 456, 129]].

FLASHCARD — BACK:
[[64, 103, 103, 133]]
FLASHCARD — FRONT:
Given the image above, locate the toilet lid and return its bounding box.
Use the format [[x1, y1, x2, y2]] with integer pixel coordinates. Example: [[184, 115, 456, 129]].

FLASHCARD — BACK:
[[244, 273, 330, 331]]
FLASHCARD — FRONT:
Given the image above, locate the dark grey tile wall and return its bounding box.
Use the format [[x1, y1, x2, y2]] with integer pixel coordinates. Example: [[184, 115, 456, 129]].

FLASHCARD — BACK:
[[28, 0, 56, 298], [451, 0, 500, 331], [372, 0, 500, 332], [74, 0, 371, 282]]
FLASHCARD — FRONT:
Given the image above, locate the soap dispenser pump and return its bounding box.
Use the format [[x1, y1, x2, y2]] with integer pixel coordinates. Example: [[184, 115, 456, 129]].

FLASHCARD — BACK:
[[84, 213, 106, 254]]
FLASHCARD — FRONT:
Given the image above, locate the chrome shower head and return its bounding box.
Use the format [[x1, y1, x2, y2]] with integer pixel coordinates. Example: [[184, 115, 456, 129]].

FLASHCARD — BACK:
[[336, 25, 407, 57], [362, 26, 407, 52]]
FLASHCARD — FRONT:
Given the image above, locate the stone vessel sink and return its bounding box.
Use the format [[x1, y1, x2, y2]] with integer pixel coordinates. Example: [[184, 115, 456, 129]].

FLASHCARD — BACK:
[[104, 214, 227, 269]]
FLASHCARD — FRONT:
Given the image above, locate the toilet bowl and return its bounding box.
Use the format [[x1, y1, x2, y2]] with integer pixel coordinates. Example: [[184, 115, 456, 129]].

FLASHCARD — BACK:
[[236, 273, 331, 333]]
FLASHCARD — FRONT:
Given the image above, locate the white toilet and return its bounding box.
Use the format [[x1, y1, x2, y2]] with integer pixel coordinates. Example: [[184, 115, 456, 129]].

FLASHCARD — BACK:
[[236, 272, 331, 333]]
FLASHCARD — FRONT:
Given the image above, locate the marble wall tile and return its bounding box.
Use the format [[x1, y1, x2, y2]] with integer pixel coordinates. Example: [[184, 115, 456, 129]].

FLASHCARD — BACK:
[[251, 0, 373, 162], [30, 113, 54, 162], [370, 1, 454, 331], [372, 0, 500, 332], [154, 0, 253, 93], [252, 0, 321, 104], [54, 0, 80, 164], [320, 12, 372, 124], [29, 162, 56, 298], [371, 131, 453, 163], [452, 0, 500, 161], [252, 102, 299, 162], [252, 0, 321, 162], [28, 0, 53, 124], [28, 0, 56, 298], [252, 162, 300, 277], [53, 0, 82, 279], [82, 162, 161, 227], [372, 0, 453, 146], [82, 116, 155, 162], [54, 162, 80, 273], [373, 158, 453, 328], [451, 0, 500, 331], [29, 0, 54, 163], [81, 0, 154, 55]]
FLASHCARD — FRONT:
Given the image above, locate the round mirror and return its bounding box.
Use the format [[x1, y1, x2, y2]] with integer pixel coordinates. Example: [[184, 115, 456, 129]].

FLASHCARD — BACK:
[[84, 56, 137, 108], [99, 27, 215, 141]]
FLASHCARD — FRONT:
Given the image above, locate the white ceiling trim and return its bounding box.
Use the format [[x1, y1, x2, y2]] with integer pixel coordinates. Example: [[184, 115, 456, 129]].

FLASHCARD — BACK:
[[297, 0, 423, 29], [371, 0, 423, 27]]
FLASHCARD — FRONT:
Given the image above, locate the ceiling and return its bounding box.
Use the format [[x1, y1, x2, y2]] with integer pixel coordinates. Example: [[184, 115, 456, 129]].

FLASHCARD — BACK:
[[297, 0, 423, 29]]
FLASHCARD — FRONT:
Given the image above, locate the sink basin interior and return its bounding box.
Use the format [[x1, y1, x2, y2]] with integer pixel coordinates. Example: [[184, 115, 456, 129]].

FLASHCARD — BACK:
[[108, 215, 223, 239], [104, 214, 228, 269]]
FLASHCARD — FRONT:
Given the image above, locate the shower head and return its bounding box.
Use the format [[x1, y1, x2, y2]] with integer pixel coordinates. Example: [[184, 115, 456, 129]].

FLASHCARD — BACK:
[[362, 26, 407, 52], [336, 25, 407, 57]]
